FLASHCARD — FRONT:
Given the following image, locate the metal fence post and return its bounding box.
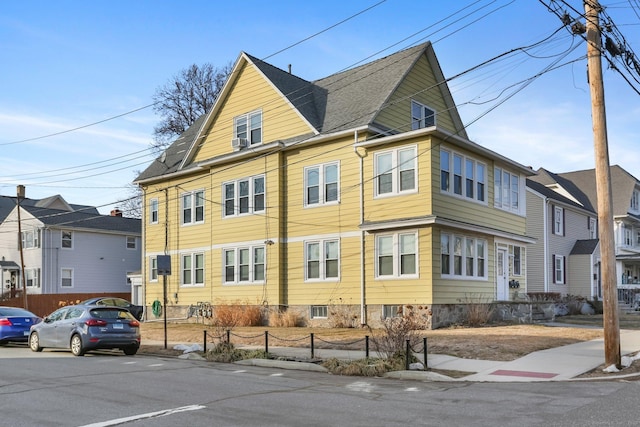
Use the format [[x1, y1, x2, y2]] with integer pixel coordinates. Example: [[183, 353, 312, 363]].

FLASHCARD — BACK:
[[365, 335, 369, 359], [423, 337, 427, 369], [265, 330, 269, 355], [203, 330, 207, 353], [310, 333, 315, 359], [226, 329, 231, 344], [405, 339, 410, 370]]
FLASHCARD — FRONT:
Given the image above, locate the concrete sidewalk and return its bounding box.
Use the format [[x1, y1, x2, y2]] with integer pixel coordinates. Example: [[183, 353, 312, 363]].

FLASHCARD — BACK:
[[148, 328, 640, 382]]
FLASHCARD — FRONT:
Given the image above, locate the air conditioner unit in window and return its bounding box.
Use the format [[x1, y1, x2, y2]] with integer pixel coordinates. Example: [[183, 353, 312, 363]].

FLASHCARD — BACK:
[[231, 138, 247, 151]]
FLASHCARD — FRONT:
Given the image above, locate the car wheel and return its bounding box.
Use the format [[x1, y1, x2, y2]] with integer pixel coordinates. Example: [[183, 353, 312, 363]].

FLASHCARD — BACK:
[[123, 346, 138, 356], [29, 333, 43, 352], [70, 334, 85, 356]]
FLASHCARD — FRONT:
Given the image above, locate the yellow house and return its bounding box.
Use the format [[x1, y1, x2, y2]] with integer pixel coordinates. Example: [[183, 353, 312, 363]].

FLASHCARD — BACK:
[[134, 42, 535, 328]]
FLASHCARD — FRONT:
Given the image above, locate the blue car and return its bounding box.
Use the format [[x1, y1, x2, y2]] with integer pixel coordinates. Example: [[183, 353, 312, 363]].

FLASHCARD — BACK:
[[0, 306, 42, 345]]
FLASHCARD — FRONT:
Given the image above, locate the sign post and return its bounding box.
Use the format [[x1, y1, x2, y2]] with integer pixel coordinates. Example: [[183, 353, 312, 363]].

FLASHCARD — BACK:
[[157, 255, 171, 349]]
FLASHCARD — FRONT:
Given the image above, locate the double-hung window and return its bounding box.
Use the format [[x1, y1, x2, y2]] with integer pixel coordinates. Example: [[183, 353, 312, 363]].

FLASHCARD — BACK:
[[411, 100, 435, 130], [553, 254, 565, 284], [181, 253, 204, 286], [305, 163, 339, 206], [305, 239, 339, 280], [61, 231, 73, 249], [61, 268, 73, 287], [182, 190, 204, 225], [494, 167, 520, 212], [510, 245, 523, 276], [150, 257, 158, 282], [149, 198, 158, 224], [234, 110, 262, 145], [224, 246, 265, 284], [25, 268, 40, 288], [441, 149, 486, 202], [224, 176, 265, 217], [375, 146, 417, 197], [375, 232, 417, 278], [552, 206, 564, 236], [21, 229, 39, 249], [126, 236, 137, 249], [441, 232, 487, 279]]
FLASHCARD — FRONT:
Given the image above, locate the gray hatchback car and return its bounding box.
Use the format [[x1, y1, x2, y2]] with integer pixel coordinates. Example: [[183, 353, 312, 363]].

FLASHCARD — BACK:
[[29, 305, 141, 356]]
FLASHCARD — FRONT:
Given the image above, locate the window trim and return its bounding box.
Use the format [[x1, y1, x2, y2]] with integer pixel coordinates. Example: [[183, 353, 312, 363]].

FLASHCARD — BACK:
[[61, 230, 73, 250], [494, 166, 522, 213], [21, 229, 40, 249], [441, 232, 488, 280], [411, 99, 436, 130], [149, 198, 159, 224], [233, 109, 262, 145], [310, 305, 328, 319], [304, 239, 340, 281], [25, 268, 40, 288], [223, 175, 265, 217], [374, 146, 418, 198], [61, 268, 73, 288], [181, 253, 205, 287], [150, 257, 158, 282], [375, 231, 418, 279], [181, 189, 205, 225], [553, 254, 566, 284], [223, 245, 266, 285], [304, 162, 340, 207], [441, 148, 487, 203], [126, 236, 137, 250], [552, 205, 565, 236]]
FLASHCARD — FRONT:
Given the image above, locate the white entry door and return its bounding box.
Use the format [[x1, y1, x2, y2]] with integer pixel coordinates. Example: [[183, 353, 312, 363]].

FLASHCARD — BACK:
[[496, 248, 508, 300]]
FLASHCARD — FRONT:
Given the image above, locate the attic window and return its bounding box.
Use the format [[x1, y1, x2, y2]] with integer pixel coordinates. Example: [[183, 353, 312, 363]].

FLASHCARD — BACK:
[[234, 110, 262, 145], [411, 100, 435, 130]]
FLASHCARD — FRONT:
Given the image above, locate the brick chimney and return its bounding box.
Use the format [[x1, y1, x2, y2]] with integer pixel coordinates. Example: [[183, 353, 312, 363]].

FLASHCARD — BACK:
[[110, 208, 123, 217]]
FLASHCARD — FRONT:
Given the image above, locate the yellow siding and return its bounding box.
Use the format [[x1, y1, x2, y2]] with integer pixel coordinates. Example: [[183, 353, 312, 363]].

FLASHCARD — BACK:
[[375, 55, 457, 134], [193, 62, 314, 162]]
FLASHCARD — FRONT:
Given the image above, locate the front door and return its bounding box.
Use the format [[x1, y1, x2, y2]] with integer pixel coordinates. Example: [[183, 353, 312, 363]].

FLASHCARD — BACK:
[[496, 248, 508, 300]]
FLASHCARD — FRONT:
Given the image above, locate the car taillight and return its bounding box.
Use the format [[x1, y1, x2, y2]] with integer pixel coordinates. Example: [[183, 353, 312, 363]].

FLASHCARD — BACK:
[[0, 318, 12, 326], [85, 319, 108, 327], [129, 320, 140, 327]]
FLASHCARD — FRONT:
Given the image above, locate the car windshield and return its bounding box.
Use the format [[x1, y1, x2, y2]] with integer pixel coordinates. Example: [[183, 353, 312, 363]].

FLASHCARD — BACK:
[[90, 308, 134, 320], [0, 307, 36, 317]]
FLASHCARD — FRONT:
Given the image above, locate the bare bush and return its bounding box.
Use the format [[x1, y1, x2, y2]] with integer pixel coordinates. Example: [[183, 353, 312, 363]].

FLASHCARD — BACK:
[[210, 301, 264, 340], [369, 309, 428, 359], [457, 293, 495, 327], [328, 302, 359, 328]]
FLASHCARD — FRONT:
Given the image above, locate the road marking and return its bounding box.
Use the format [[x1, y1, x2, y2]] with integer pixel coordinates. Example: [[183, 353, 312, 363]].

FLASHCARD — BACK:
[[347, 381, 375, 393], [147, 363, 164, 367], [405, 387, 419, 392], [77, 404, 206, 427], [270, 373, 283, 377], [233, 369, 247, 373]]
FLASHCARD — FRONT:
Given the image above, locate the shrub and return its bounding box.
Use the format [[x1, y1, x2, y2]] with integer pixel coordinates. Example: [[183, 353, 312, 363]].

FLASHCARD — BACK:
[[458, 293, 495, 327], [268, 309, 304, 327], [369, 309, 427, 359], [322, 354, 415, 376], [205, 342, 268, 363], [328, 302, 359, 328]]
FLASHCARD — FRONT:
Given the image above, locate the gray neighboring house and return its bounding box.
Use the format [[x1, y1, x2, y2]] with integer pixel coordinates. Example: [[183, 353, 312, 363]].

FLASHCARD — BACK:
[[0, 194, 141, 300], [526, 172, 600, 300]]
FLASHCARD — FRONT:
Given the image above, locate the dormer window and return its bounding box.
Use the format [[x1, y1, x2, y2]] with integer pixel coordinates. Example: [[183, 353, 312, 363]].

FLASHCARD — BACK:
[[234, 110, 262, 145], [631, 189, 640, 211], [411, 100, 435, 130]]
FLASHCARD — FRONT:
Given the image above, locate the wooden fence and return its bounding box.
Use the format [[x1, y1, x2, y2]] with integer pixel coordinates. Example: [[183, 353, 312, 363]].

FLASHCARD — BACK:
[[0, 293, 132, 317]]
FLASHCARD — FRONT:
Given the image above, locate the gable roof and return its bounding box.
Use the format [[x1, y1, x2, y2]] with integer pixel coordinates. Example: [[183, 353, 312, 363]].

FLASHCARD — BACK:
[[526, 179, 595, 213], [0, 195, 99, 223], [136, 42, 467, 183], [570, 239, 599, 255], [21, 205, 141, 235], [528, 168, 596, 212], [555, 165, 638, 217]]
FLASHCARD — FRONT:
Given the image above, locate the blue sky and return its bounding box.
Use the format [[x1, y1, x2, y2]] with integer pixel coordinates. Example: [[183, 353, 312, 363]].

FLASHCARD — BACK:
[[1, 0, 639, 214]]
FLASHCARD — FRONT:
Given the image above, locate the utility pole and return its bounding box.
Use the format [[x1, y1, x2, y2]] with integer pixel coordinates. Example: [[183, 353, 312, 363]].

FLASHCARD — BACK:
[[16, 185, 28, 310], [585, 0, 620, 367]]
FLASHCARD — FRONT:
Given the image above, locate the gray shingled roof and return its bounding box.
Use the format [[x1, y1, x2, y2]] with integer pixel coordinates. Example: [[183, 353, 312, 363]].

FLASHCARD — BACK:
[[529, 168, 596, 212], [526, 179, 595, 212], [136, 43, 443, 183], [570, 239, 599, 255], [23, 205, 141, 234], [0, 195, 99, 223]]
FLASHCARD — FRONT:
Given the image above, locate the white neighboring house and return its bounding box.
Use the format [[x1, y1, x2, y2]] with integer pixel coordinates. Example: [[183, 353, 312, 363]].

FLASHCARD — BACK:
[[0, 195, 141, 298]]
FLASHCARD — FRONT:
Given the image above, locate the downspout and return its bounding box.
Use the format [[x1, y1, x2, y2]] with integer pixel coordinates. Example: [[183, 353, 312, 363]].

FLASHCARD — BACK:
[[543, 196, 549, 292], [354, 130, 367, 325]]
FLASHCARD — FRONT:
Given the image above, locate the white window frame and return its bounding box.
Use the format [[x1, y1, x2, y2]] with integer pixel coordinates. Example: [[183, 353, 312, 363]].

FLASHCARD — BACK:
[[181, 190, 205, 225], [494, 167, 521, 213], [181, 253, 205, 287], [553, 206, 564, 236], [624, 225, 632, 247], [375, 231, 418, 279], [21, 229, 40, 249], [441, 149, 487, 203], [150, 257, 158, 282], [382, 305, 401, 319], [223, 176, 265, 217], [553, 255, 565, 284], [149, 198, 159, 224], [589, 217, 597, 239], [304, 162, 339, 207], [61, 268, 73, 288], [25, 268, 40, 288], [441, 232, 488, 280], [374, 146, 417, 197], [126, 236, 137, 250], [510, 245, 524, 276], [310, 305, 328, 319], [233, 109, 262, 145], [304, 239, 340, 281], [223, 246, 266, 284], [61, 231, 73, 249], [411, 100, 436, 130], [632, 190, 640, 211]]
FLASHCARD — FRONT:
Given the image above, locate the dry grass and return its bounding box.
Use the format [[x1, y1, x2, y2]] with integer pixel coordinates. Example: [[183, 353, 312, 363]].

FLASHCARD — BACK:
[[139, 321, 604, 361]]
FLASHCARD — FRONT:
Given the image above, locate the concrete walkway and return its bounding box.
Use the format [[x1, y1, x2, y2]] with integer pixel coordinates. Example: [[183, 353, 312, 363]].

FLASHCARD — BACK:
[[146, 328, 640, 382]]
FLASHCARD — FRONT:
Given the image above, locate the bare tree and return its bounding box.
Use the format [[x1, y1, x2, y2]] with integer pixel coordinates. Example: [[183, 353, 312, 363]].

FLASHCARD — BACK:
[[116, 179, 143, 219], [151, 62, 232, 152]]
